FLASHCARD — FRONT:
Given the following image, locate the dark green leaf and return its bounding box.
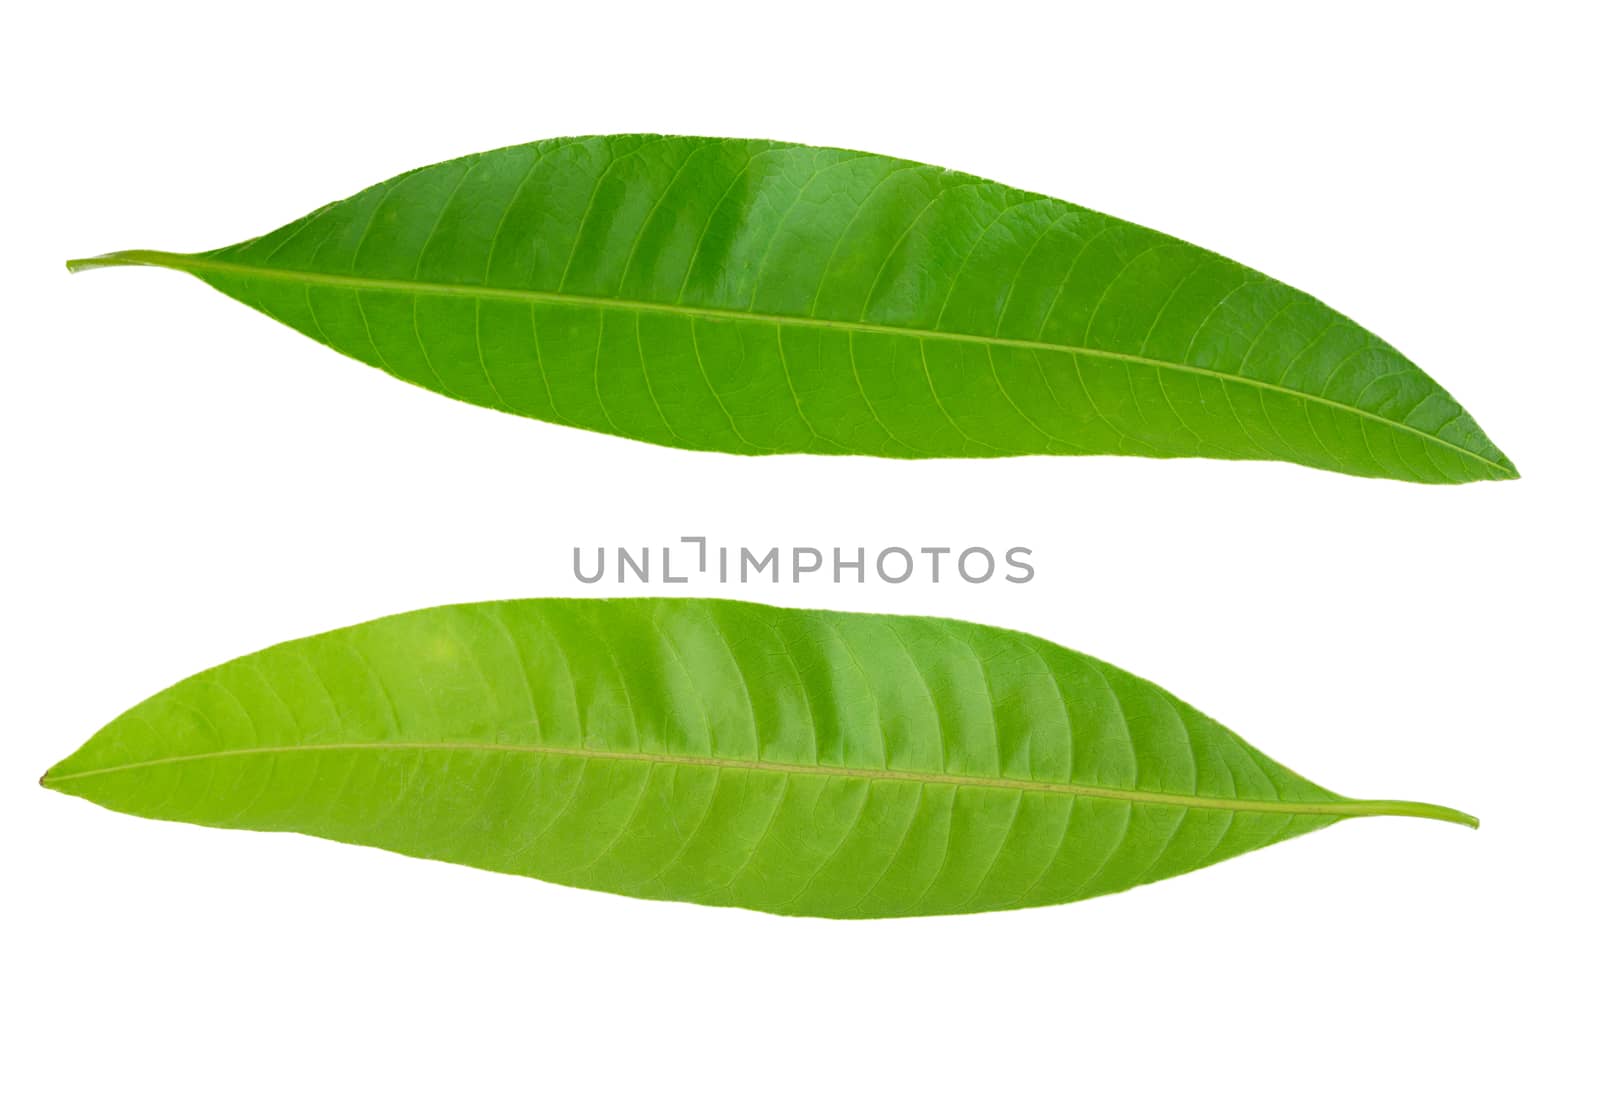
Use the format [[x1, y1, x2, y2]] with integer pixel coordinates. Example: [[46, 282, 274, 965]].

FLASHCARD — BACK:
[[68, 135, 1515, 482]]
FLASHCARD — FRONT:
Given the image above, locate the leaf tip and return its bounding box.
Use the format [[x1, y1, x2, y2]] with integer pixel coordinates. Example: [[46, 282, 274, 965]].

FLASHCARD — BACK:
[[1480, 443, 1519, 482], [39, 754, 80, 792], [1480, 451, 1520, 482]]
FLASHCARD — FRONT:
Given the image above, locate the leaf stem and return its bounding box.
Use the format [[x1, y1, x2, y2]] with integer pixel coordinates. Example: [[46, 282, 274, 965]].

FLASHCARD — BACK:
[[1337, 799, 1478, 828], [65, 250, 168, 273]]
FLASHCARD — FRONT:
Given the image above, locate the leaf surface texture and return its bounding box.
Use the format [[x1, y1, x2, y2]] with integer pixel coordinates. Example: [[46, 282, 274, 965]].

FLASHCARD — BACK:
[[43, 599, 1474, 917], [71, 135, 1514, 482]]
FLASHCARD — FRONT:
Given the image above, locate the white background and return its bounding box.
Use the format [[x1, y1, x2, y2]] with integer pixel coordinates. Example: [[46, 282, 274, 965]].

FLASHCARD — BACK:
[[4, 2, 1595, 1116]]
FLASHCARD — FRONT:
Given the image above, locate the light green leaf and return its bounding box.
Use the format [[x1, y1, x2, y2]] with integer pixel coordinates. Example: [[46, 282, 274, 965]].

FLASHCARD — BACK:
[[42, 598, 1473, 918], [68, 135, 1514, 483]]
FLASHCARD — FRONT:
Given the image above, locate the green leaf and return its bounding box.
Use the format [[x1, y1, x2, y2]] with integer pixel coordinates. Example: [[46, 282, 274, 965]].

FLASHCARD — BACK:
[[42, 598, 1473, 918], [67, 135, 1513, 483]]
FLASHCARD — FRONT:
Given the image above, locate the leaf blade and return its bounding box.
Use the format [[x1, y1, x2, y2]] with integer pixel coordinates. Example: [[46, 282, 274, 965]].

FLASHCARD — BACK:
[[43, 599, 1473, 917], [68, 135, 1516, 482]]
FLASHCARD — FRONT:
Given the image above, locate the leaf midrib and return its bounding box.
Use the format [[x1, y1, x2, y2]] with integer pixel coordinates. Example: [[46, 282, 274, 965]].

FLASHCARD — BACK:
[[43, 738, 1477, 825], [82, 250, 1510, 475]]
